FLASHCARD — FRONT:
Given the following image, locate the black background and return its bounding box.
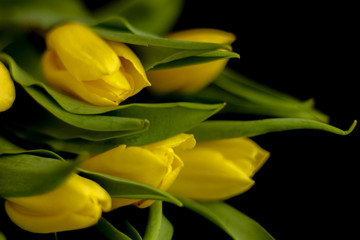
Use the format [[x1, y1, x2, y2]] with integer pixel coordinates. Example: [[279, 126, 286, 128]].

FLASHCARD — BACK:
[[168, 1, 359, 240]]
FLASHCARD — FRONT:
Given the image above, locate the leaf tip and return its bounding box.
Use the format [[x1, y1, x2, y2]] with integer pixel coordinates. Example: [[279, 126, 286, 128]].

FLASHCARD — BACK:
[[344, 120, 357, 135]]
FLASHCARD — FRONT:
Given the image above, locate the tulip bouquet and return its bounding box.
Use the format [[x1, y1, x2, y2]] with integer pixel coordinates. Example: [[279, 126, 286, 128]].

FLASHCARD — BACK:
[[0, 0, 356, 239]]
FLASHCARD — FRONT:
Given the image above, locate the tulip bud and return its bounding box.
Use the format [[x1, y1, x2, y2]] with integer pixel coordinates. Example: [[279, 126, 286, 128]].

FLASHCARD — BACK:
[[5, 174, 111, 233], [42, 23, 150, 106], [81, 134, 196, 209], [0, 62, 15, 112], [168, 137, 269, 200], [147, 28, 236, 94]]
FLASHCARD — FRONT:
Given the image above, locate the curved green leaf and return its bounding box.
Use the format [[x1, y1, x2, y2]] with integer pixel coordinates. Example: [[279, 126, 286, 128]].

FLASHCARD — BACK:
[[92, 17, 231, 49], [91, 17, 238, 71], [26, 86, 148, 132], [180, 198, 275, 240], [5, 101, 224, 155], [124, 221, 143, 240], [143, 201, 173, 240], [96, 218, 133, 240], [156, 215, 173, 240], [189, 119, 357, 142], [182, 68, 328, 122], [79, 169, 182, 207], [0, 153, 79, 197]]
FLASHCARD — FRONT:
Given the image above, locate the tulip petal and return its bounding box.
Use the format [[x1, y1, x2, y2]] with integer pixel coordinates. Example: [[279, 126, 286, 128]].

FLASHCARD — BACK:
[[197, 138, 270, 177], [170, 148, 254, 200], [144, 133, 196, 152], [46, 23, 120, 81], [5, 201, 102, 233], [42, 50, 119, 106], [148, 59, 229, 94], [166, 29, 236, 44], [0, 62, 15, 112], [82, 145, 167, 189], [82, 144, 167, 209], [107, 41, 151, 95], [82, 134, 194, 209], [147, 28, 236, 94], [5, 174, 111, 233]]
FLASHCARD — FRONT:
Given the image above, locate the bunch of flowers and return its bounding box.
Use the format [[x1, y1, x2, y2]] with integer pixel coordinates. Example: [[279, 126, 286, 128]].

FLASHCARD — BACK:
[[0, 0, 355, 239]]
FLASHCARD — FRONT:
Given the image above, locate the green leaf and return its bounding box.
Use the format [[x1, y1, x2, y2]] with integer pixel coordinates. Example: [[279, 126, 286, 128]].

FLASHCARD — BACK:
[[26, 86, 148, 132], [108, 102, 225, 146], [0, 152, 79, 197], [94, 0, 185, 35], [0, 0, 93, 30], [96, 218, 133, 240], [143, 201, 173, 240], [149, 50, 239, 71], [6, 101, 224, 155], [185, 68, 328, 122], [79, 169, 182, 207], [156, 215, 173, 240], [124, 221, 143, 240], [180, 198, 275, 240], [189, 119, 357, 142], [91, 17, 239, 71], [2, 104, 148, 141]]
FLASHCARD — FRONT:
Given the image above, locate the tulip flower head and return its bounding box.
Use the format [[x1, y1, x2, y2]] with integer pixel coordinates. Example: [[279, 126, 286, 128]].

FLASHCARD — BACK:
[[5, 174, 111, 233], [42, 23, 150, 106], [147, 28, 236, 94], [168, 137, 269, 200], [0, 62, 15, 112], [81, 134, 196, 209]]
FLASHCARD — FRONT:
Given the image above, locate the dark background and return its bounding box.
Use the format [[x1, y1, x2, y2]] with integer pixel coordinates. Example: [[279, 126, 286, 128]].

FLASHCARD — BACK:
[[169, 1, 359, 240]]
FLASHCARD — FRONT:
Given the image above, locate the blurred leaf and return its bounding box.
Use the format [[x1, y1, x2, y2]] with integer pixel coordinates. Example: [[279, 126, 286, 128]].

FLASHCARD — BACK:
[[0, 152, 79, 197], [180, 198, 275, 240], [189, 119, 357, 142], [184, 68, 328, 122], [79, 169, 182, 207], [124, 221, 143, 240], [91, 17, 238, 70], [0, 232, 6, 240], [143, 201, 173, 240], [0, 0, 92, 30], [94, 0, 184, 35], [96, 218, 133, 240]]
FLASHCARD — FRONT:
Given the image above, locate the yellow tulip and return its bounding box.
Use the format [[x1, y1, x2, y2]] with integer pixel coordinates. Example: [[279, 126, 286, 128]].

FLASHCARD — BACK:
[[81, 134, 196, 209], [5, 174, 111, 233], [42, 23, 150, 106], [0, 62, 15, 112], [147, 28, 236, 94], [168, 137, 270, 200]]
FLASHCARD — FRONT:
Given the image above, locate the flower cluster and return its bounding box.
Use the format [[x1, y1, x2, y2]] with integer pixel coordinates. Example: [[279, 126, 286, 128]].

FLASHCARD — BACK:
[[0, 1, 354, 239]]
